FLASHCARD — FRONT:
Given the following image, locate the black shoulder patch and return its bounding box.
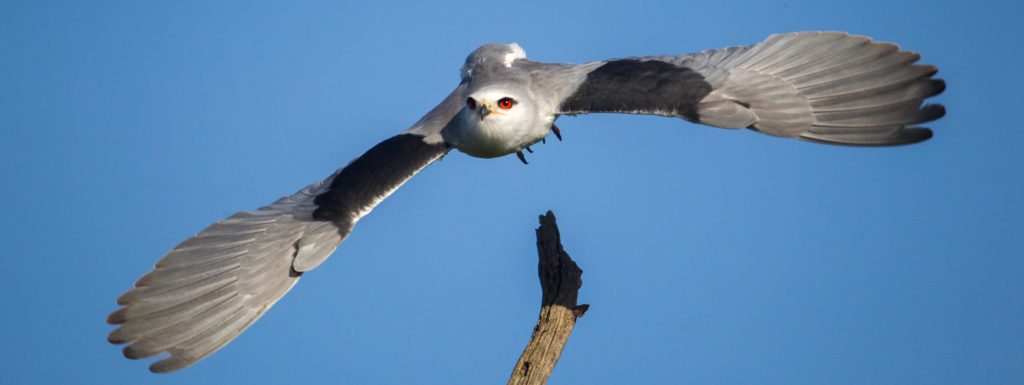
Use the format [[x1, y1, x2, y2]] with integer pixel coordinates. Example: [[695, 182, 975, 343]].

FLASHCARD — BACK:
[[312, 134, 449, 234], [558, 59, 712, 122]]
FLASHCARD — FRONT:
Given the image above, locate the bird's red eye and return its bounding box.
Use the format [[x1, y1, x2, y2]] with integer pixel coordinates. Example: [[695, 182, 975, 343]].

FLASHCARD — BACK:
[[467, 98, 477, 109], [498, 97, 515, 109]]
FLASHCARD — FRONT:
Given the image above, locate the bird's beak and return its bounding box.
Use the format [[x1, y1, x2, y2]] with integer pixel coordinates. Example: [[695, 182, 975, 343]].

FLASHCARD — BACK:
[[478, 103, 501, 119]]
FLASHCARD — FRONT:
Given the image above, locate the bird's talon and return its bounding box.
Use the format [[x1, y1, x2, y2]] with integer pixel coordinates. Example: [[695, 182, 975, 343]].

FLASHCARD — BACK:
[[525, 146, 533, 153], [516, 151, 528, 164], [551, 124, 562, 141]]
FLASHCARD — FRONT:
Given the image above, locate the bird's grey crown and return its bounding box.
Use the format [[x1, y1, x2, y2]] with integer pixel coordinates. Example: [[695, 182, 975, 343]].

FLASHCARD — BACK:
[[460, 42, 527, 80]]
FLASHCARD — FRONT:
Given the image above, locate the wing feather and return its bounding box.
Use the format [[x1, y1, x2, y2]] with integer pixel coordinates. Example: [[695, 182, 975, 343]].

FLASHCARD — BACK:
[[109, 113, 454, 373], [552, 31, 945, 146]]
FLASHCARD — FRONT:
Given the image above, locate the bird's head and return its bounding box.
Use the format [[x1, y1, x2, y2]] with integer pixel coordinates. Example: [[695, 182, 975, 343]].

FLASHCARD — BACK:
[[445, 85, 545, 158], [464, 87, 528, 128], [442, 43, 555, 159]]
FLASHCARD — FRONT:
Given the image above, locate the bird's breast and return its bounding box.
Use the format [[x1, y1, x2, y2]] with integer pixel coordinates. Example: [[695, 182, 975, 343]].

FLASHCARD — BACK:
[[446, 112, 552, 159]]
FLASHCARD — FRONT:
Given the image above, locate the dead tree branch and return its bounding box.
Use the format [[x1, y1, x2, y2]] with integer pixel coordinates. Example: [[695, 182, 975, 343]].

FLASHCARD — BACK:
[[507, 211, 589, 385]]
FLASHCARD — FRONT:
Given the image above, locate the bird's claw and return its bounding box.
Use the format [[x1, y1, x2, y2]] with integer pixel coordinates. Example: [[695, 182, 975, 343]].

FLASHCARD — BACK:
[[551, 124, 562, 141], [516, 151, 528, 165], [525, 146, 533, 153]]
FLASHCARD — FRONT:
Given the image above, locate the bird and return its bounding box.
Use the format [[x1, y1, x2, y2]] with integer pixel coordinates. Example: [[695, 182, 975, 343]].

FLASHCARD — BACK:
[[107, 31, 945, 373]]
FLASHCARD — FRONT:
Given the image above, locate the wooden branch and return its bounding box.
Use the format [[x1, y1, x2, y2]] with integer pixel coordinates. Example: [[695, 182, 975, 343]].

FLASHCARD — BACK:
[[508, 211, 589, 385]]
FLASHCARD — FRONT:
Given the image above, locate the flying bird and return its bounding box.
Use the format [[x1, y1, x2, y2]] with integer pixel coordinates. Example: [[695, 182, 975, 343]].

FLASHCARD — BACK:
[[108, 32, 945, 372]]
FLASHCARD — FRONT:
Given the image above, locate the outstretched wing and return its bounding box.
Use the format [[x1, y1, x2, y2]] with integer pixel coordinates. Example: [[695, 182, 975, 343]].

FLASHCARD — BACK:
[[107, 85, 464, 373], [551, 32, 945, 146]]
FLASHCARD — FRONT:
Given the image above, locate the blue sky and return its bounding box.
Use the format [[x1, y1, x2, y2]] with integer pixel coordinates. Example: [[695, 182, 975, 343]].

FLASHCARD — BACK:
[[2, 1, 1022, 384]]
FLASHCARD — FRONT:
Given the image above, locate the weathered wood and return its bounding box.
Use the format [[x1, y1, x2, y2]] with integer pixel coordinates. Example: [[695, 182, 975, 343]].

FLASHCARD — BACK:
[[508, 211, 588, 385]]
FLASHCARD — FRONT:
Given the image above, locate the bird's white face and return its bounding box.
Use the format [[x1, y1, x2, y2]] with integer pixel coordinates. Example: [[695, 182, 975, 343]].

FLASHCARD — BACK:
[[444, 86, 552, 159]]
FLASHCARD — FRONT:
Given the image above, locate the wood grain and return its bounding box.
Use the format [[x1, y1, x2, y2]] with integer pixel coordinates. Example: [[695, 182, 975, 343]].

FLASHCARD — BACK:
[[508, 211, 588, 385]]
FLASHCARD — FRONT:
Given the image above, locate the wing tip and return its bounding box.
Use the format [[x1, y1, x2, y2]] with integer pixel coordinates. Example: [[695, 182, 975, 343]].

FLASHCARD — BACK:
[[904, 127, 935, 144], [107, 308, 128, 325], [122, 344, 163, 360], [149, 355, 190, 373], [919, 103, 946, 125], [107, 329, 129, 344], [799, 126, 934, 146]]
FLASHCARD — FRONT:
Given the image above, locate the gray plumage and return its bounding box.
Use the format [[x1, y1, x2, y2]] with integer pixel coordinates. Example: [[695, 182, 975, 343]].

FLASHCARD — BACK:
[[109, 31, 944, 373], [679, 32, 942, 145], [108, 183, 340, 372]]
